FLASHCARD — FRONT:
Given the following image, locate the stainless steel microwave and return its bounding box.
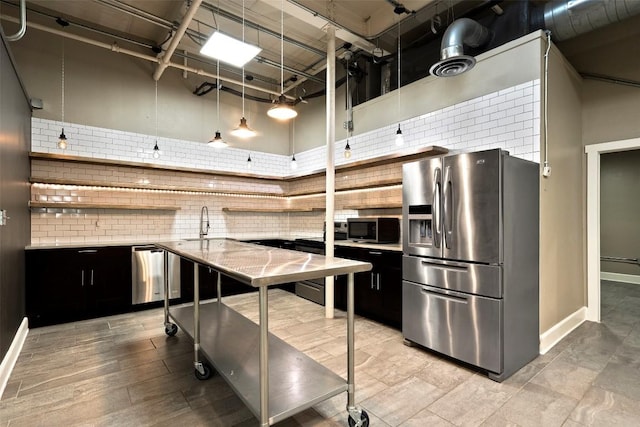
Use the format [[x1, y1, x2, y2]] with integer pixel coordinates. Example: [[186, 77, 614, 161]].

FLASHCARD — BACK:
[[347, 217, 400, 243]]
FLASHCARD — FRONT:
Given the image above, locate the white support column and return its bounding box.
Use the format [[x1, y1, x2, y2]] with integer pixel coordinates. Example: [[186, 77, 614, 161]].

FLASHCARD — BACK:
[[325, 25, 336, 319]]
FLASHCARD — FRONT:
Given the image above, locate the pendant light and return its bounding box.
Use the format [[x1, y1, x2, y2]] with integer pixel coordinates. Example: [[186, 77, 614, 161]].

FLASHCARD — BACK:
[[344, 140, 352, 159], [208, 59, 228, 148], [58, 37, 67, 150], [290, 119, 298, 170], [395, 21, 405, 147], [344, 55, 352, 159], [246, 152, 252, 169], [153, 80, 161, 159], [267, 0, 297, 120], [231, 0, 257, 138]]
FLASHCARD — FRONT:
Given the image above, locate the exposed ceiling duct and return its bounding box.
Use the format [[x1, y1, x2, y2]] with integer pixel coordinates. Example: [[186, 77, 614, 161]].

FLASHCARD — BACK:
[[543, 0, 640, 42], [429, 17, 490, 77]]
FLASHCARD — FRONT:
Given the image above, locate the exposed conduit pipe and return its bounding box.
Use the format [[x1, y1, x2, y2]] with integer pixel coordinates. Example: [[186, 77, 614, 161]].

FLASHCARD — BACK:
[[544, 0, 640, 42], [3, 0, 26, 41], [581, 72, 640, 89], [153, 0, 203, 81], [2, 15, 290, 99]]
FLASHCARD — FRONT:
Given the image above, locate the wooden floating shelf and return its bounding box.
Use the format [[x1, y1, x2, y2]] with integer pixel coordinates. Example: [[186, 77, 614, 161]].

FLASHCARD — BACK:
[[30, 177, 285, 197], [221, 207, 325, 213], [287, 179, 403, 197], [29, 201, 181, 211], [288, 145, 449, 180], [29, 152, 285, 181], [30, 145, 447, 183], [342, 204, 402, 210]]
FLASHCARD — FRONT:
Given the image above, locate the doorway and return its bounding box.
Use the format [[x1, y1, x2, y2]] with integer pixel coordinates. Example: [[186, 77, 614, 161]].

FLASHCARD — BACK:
[[585, 137, 640, 322]]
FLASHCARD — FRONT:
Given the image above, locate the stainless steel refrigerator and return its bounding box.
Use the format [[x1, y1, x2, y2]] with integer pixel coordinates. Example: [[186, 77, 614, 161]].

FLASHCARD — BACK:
[[402, 149, 539, 382]]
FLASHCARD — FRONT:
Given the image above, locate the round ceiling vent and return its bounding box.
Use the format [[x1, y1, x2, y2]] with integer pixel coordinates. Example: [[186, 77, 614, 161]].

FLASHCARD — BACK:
[[429, 55, 476, 77]]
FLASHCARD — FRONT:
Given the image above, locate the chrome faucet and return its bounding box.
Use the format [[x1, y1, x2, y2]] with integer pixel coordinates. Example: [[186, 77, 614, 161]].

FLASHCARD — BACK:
[[199, 206, 210, 238]]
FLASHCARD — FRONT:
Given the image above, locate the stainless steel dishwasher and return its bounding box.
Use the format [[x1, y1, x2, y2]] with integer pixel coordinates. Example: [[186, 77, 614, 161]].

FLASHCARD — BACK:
[[132, 245, 181, 304]]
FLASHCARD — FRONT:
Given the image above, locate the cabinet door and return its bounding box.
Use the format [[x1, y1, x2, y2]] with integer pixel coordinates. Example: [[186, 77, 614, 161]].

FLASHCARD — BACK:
[[335, 247, 380, 317], [334, 274, 347, 311], [372, 251, 402, 328], [180, 259, 221, 302], [198, 265, 219, 300], [86, 247, 132, 316], [220, 274, 253, 297], [378, 262, 402, 328], [26, 249, 86, 327], [335, 246, 403, 328]]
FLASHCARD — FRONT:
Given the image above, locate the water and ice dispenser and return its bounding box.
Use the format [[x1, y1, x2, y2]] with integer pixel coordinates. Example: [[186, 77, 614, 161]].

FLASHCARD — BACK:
[[407, 205, 434, 247]]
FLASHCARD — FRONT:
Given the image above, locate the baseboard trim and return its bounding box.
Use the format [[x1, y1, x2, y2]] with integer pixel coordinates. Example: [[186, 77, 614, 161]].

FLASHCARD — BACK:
[[0, 317, 29, 399], [539, 307, 587, 355], [601, 272, 640, 285]]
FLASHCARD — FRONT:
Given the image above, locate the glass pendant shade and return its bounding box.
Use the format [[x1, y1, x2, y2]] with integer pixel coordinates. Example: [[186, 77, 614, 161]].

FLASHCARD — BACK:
[[57, 129, 67, 150], [246, 153, 253, 169], [231, 117, 256, 138], [290, 154, 298, 170], [153, 141, 160, 159], [208, 131, 228, 148], [395, 124, 404, 146], [344, 140, 352, 159], [267, 95, 297, 120]]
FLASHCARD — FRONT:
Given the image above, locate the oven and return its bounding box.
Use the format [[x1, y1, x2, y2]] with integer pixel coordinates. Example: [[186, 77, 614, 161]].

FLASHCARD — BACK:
[[293, 239, 326, 305]]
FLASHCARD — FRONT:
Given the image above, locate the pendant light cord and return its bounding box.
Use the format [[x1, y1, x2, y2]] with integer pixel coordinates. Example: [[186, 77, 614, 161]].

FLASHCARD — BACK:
[[241, 0, 246, 117], [61, 38, 65, 126], [216, 59, 220, 129], [397, 20, 401, 122], [280, 0, 284, 95], [346, 57, 350, 138], [155, 80, 158, 140]]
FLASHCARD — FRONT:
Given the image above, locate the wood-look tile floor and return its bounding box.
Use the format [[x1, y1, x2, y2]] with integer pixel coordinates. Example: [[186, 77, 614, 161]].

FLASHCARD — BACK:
[[3, 281, 640, 426]]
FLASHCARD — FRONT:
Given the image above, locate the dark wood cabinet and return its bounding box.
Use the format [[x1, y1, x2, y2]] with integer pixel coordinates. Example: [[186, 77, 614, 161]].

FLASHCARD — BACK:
[[334, 246, 402, 328], [180, 258, 254, 302], [26, 247, 132, 327]]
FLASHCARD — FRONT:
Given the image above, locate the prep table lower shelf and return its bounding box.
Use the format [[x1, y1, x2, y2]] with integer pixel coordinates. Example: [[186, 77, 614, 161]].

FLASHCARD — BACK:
[[169, 301, 347, 424]]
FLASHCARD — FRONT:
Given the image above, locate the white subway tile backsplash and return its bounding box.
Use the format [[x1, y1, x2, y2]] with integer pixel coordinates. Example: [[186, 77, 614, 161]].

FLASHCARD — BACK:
[[31, 79, 541, 244]]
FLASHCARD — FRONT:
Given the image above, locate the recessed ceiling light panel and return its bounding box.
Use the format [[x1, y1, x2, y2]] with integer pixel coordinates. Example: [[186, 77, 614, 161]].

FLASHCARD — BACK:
[[200, 32, 262, 68]]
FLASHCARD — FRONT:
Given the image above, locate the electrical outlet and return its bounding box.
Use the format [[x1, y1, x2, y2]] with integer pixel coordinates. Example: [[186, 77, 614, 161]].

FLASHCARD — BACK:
[[542, 165, 552, 177]]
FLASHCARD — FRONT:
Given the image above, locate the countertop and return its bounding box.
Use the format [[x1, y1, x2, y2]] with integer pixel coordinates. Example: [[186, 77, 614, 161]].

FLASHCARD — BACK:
[[26, 236, 403, 252], [156, 239, 372, 287]]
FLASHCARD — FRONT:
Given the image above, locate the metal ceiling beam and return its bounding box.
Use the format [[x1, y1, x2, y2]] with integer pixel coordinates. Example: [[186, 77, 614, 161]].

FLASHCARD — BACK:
[[153, 0, 203, 81], [284, 0, 387, 55], [199, 0, 326, 58], [2, 15, 291, 99], [95, 0, 175, 29]]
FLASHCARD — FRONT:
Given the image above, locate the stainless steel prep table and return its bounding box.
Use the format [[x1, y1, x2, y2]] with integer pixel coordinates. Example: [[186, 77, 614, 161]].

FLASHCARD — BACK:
[[155, 239, 372, 427]]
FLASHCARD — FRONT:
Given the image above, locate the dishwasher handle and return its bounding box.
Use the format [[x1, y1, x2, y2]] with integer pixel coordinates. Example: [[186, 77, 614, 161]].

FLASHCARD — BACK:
[[132, 245, 163, 253]]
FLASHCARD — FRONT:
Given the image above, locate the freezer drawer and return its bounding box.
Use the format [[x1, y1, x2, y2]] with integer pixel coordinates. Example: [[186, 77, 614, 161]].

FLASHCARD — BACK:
[[403, 255, 502, 298], [402, 280, 502, 374]]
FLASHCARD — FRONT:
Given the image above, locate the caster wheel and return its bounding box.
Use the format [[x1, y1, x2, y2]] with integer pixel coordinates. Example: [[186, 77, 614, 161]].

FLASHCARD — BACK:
[[195, 364, 212, 380], [165, 323, 178, 337], [348, 410, 369, 427]]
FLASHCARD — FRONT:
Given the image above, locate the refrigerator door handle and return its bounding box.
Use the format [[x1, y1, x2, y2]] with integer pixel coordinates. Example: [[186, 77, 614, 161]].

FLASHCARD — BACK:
[[420, 259, 468, 271], [443, 166, 453, 249], [433, 167, 442, 248], [420, 286, 468, 303]]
